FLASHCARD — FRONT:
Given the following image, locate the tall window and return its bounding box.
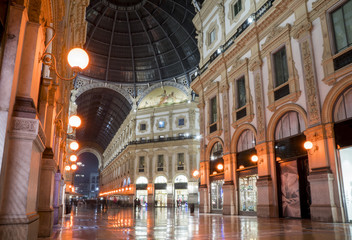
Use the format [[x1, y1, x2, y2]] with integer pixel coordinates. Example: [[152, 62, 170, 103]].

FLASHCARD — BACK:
[[332, 0, 352, 53], [210, 96, 217, 133], [177, 153, 185, 170], [233, 0, 242, 17], [158, 121, 165, 128], [237, 77, 246, 109], [273, 47, 289, 87], [157, 155, 164, 171], [139, 156, 145, 172], [140, 123, 146, 131], [210, 97, 217, 123], [209, 29, 216, 45]]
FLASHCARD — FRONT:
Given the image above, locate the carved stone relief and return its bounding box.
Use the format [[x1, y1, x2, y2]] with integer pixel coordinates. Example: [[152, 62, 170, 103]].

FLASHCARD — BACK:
[[301, 40, 321, 126]]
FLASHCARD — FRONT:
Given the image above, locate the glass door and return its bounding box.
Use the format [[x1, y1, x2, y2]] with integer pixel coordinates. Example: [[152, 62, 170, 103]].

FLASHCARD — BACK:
[[211, 180, 224, 211], [239, 175, 258, 213], [340, 147, 352, 222]]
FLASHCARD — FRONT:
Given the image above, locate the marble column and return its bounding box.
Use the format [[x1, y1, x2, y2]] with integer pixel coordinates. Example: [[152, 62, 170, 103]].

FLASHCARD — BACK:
[[0, 117, 45, 239], [37, 149, 56, 237], [53, 172, 62, 225]]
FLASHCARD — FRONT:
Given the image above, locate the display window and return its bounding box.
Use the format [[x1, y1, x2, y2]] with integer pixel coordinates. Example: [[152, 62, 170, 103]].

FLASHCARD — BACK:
[[239, 174, 258, 213], [211, 180, 224, 211]]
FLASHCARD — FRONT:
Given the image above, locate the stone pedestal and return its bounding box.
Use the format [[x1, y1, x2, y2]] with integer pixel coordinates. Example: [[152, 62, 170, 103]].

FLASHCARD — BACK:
[[256, 175, 277, 217], [37, 148, 56, 237], [308, 169, 338, 222], [199, 185, 209, 213], [222, 181, 235, 215], [0, 117, 45, 239]]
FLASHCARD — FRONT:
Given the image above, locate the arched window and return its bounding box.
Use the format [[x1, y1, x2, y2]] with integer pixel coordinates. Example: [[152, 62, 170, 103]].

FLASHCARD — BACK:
[[175, 175, 188, 183], [136, 176, 148, 184], [237, 130, 256, 152], [275, 111, 306, 140], [334, 87, 352, 122], [123, 179, 127, 187], [210, 142, 223, 160], [155, 176, 167, 183], [127, 177, 131, 185]]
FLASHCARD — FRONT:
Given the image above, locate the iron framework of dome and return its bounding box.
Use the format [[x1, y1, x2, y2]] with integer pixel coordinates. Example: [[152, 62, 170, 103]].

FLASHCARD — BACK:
[[83, 0, 200, 85]]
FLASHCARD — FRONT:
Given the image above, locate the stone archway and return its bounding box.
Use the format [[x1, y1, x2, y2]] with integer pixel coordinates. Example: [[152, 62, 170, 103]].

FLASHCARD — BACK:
[[76, 147, 103, 169]]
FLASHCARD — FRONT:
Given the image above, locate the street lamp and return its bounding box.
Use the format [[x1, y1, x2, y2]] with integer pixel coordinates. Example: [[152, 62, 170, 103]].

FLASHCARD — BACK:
[[69, 154, 77, 162], [68, 115, 82, 128]]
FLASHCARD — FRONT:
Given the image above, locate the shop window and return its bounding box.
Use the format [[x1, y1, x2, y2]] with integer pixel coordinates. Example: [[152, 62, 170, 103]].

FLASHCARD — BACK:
[[177, 153, 185, 170], [331, 0, 352, 54], [239, 175, 258, 213], [157, 155, 164, 172], [233, 0, 242, 17], [210, 142, 224, 175], [139, 156, 145, 172]]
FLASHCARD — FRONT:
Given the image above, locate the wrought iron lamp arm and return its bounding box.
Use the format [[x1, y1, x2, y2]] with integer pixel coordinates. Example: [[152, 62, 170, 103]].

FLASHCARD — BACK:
[[41, 25, 80, 81]]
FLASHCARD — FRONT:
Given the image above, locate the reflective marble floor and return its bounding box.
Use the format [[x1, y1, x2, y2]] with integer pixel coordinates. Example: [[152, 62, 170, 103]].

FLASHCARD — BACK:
[[49, 206, 352, 240]]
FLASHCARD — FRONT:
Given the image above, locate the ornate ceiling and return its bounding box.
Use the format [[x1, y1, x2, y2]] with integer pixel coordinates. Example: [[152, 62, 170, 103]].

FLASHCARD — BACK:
[[82, 0, 199, 85], [75, 0, 200, 151]]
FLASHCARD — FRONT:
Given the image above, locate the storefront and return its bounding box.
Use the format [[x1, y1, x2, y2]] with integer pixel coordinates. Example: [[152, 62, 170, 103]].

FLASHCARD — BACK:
[[334, 88, 352, 222], [236, 129, 258, 215], [209, 142, 224, 212], [210, 179, 224, 211], [274, 111, 311, 219], [136, 176, 148, 206], [174, 175, 188, 206], [155, 176, 168, 207]]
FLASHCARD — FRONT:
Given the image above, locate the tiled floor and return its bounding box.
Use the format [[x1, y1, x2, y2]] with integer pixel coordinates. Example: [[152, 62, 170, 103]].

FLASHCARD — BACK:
[[50, 206, 352, 239]]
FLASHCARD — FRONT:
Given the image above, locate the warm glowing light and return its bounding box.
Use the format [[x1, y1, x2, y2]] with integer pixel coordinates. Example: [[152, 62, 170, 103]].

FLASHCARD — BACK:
[[67, 48, 89, 69], [65, 165, 71, 171], [69, 141, 79, 151], [212, 171, 217, 175], [71, 164, 77, 170], [69, 155, 77, 162], [192, 170, 200, 178], [304, 141, 313, 150], [216, 163, 224, 171], [147, 187, 150, 191], [251, 155, 258, 162], [129, 187, 132, 191], [69, 115, 81, 128], [239, 165, 245, 169]]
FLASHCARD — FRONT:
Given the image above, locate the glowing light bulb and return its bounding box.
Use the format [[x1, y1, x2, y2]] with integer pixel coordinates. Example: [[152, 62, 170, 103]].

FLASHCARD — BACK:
[[193, 170, 200, 178], [69, 141, 79, 151], [216, 163, 224, 171], [251, 155, 258, 162], [71, 164, 77, 170], [65, 165, 71, 171], [69, 155, 77, 162], [67, 48, 89, 69], [304, 141, 313, 150], [69, 115, 81, 128]]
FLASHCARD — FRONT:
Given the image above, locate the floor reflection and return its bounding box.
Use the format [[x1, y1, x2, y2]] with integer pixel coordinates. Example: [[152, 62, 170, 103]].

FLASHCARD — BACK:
[[52, 206, 352, 240]]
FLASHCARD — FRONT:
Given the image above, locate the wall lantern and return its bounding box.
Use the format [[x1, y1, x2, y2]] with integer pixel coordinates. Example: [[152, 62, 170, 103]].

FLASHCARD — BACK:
[[41, 26, 89, 81], [71, 164, 77, 170], [216, 163, 224, 171], [65, 165, 71, 171], [69, 141, 79, 151], [192, 170, 200, 178], [304, 141, 313, 150], [251, 155, 258, 162], [69, 115, 82, 128], [69, 154, 77, 162]]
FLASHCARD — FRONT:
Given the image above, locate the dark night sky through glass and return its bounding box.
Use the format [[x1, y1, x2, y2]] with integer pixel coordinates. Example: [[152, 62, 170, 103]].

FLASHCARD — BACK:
[[74, 152, 99, 195]]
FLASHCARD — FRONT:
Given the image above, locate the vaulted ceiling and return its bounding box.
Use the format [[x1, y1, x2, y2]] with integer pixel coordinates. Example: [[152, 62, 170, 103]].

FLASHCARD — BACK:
[[76, 0, 200, 151]]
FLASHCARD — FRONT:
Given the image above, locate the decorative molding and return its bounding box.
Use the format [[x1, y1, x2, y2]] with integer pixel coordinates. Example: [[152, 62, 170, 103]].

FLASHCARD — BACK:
[[301, 40, 321, 126], [254, 73, 265, 142]]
